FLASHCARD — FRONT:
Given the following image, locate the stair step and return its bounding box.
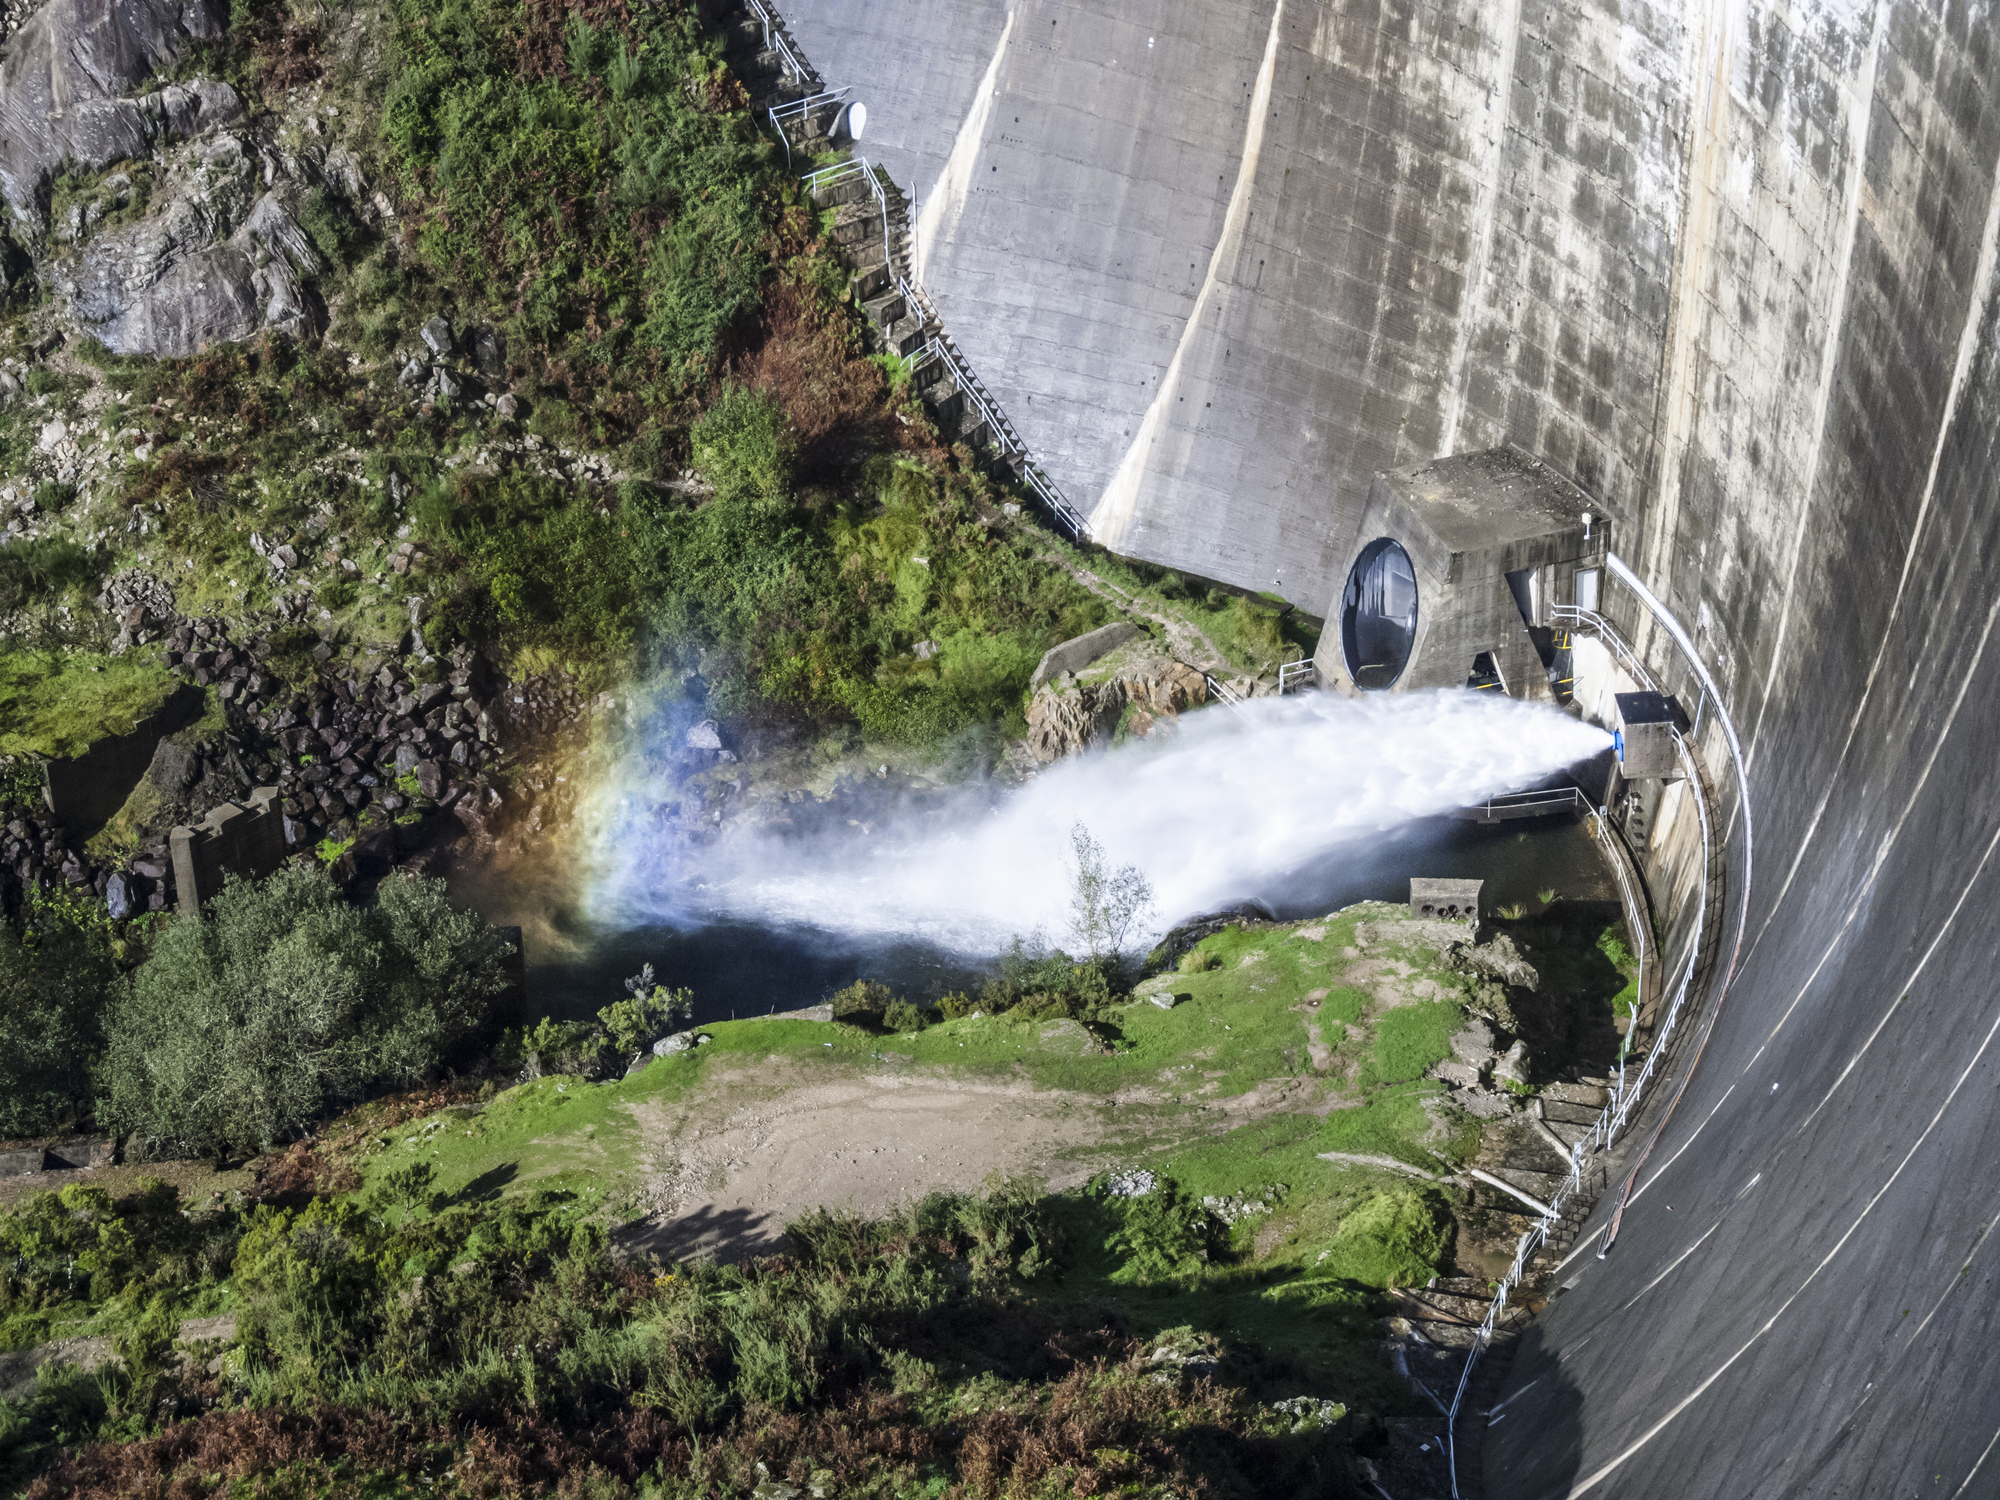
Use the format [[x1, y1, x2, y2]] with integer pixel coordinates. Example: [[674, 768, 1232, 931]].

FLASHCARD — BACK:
[[862, 290, 907, 327], [882, 316, 927, 356], [1542, 1082, 1610, 1107]]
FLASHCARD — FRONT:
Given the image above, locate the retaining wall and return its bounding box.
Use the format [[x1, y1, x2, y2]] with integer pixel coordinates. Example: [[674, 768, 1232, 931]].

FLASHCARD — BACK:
[[41, 682, 204, 837], [169, 786, 288, 915]]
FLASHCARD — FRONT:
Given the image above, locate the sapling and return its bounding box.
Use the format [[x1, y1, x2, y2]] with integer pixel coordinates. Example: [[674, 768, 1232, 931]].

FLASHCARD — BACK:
[[1064, 821, 1153, 957]]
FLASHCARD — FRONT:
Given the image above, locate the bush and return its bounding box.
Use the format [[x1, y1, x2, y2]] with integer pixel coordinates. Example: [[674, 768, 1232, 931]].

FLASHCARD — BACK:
[[1178, 947, 1222, 974], [1099, 1174, 1224, 1285], [97, 865, 515, 1157], [829, 979, 892, 1023], [882, 999, 930, 1033], [690, 384, 794, 510], [978, 942, 1121, 1022], [0, 924, 116, 1139], [597, 976, 693, 1054]]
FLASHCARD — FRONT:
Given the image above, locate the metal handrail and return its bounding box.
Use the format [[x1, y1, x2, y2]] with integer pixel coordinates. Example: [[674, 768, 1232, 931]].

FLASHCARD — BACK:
[[768, 87, 848, 169], [1460, 786, 1585, 819], [786, 13, 1089, 547], [908, 333, 1089, 538], [1440, 561, 1755, 1498], [1440, 726, 1710, 1496], [800, 157, 891, 270], [1278, 658, 1319, 694], [744, 0, 814, 87], [1203, 673, 1246, 709]]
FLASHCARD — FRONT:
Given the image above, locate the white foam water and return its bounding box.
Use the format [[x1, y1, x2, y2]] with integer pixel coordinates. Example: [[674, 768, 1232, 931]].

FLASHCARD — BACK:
[[584, 689, 1610, 954]]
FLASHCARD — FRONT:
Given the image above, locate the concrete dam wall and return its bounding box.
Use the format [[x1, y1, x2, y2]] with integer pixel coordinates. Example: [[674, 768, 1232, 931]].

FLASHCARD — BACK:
[[787, 1, 2000, 1494]]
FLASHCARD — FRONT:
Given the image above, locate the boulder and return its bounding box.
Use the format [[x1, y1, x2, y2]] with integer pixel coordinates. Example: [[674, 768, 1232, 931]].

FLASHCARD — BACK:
[[470, 326, 505, 377], [1428, 1060, 1482, 1087], [1447, 1019, 1496, 1068], [1451, 933, 1541, 991], [146, 738, 198, 799], [652, 1031, 696, 1056], [419, 315, 454, 357], [104, 871, 130, 919], [1023, 681, 1120, 761], [685, 719, 722, 751], [1493, 1039, 1532, 1090], [0, 0, 233, 218]]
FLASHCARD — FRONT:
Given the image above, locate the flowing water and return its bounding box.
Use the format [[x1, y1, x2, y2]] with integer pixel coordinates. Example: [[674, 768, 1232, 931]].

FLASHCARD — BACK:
[[455, 691, 1615, 1024]]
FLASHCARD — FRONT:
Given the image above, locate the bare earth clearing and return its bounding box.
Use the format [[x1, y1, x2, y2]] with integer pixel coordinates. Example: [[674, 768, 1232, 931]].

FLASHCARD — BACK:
[[620, 1061, 1126, 1262]]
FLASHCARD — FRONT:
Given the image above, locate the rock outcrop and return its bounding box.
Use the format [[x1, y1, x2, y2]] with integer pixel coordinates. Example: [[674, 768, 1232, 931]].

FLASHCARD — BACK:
[[59, 138, 322, 356], [0, 0, 233, 218], [1024, 657, 1207, 762]]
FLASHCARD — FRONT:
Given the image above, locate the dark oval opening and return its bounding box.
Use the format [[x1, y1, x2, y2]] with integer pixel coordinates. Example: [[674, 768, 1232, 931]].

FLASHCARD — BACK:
[[1340, 537, 1419, 690]]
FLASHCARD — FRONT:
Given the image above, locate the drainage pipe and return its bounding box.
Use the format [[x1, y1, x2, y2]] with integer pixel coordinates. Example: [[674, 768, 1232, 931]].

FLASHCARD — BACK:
[[1468, 1167, 1555, 1218]]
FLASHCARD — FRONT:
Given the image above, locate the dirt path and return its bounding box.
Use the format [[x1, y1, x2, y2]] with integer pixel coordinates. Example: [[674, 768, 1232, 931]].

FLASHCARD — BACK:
[[618, 1062, 1121, 1262], [1037, 552, 1236, 677]]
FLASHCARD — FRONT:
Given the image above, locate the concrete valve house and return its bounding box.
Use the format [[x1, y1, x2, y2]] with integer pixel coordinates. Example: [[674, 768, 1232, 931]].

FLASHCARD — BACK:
[[1311, 447, 1608, 703]]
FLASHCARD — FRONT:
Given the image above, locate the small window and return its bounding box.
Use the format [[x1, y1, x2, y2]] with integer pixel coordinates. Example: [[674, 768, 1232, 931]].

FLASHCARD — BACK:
[[1575, 567, 1601, 614]]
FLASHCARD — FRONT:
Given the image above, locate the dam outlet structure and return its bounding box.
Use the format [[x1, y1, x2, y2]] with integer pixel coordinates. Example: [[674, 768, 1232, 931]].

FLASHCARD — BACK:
[[769, 0, 2000, 1495]]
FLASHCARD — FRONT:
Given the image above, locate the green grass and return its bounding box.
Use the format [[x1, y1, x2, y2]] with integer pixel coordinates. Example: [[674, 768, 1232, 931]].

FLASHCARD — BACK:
[[1361, 1000, 1462, 1087], [0, 651, 182, 758]]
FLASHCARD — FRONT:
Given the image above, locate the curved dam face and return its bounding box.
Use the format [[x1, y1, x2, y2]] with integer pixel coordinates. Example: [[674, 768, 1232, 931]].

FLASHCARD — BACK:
[[789, 0, 2000, 1493]]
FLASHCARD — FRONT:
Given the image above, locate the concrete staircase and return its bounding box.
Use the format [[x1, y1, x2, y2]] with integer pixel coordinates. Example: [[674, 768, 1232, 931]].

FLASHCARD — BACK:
[[707, 0, 818, 106], [1412, 1065, 1640, 1496]]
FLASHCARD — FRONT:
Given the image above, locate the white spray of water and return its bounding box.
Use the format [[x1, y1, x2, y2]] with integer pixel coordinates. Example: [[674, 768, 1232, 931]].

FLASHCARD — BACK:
[[583, 690, 1610, 953]]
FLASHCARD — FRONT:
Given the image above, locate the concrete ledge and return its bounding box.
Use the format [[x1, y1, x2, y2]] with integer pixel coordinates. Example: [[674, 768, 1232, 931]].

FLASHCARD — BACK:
[[1029, 621, 1141, 690]]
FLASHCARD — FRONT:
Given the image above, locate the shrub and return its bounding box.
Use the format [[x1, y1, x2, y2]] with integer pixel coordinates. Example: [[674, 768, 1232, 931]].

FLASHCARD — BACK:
[[0, 923, 116, 1139], [829, 979, 892, 1023], [882, 999, 930, 1033], [1178, 947, 1221, 974], [690, 384, 794, 511], [97, 865, 515, 1157], [598, 964, 693, 1052], [979, 942, 1121, 1022], [1099, 1174, 1223, 1285]]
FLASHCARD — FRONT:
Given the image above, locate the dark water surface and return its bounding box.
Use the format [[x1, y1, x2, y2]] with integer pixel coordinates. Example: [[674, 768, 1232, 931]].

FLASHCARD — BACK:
[[449, 808, 1615, 1029]]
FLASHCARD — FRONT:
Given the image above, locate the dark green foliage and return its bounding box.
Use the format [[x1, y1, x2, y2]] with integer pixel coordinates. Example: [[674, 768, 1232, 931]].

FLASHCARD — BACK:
[[1096, 1174, 1225, 1285], [0, 923, 117, 1140], [881, 998, 930, 1033], [97, 866, 515, 1157], [690, 384, 794, 509], [3, 1169, 1369, 1497], [829, 978, 892, 1022], [380, 0, 787, 410]]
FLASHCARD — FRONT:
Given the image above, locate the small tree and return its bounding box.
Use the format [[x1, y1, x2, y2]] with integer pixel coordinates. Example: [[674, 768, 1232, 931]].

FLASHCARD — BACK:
[[1065, 822, 1153, 958], [598, 963, 694, 1052]]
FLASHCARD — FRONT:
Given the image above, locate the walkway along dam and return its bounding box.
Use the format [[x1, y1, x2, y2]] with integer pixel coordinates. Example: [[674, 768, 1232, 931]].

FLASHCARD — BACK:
[[775, 1, 2000, 1495]]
